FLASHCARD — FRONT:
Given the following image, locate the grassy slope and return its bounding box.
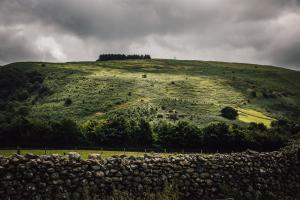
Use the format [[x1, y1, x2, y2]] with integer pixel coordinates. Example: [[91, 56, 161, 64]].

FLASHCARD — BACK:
[[4, 59, 300, 127]]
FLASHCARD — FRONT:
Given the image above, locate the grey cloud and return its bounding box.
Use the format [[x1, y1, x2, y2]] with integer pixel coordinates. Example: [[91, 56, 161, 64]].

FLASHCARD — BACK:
[[0, 26, 55, 64], [271, 42, 300, 69], [0, 0, 299, 69]]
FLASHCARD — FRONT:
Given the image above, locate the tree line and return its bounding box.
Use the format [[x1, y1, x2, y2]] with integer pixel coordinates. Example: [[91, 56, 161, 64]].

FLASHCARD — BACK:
[[1, 113, 299, 152], [97, 54, 151, 61]]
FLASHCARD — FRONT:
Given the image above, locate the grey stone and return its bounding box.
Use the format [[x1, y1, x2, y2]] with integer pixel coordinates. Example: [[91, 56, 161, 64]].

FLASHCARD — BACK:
[[122, 169, 129, 175], [138, 184, 143, 191], [88, 154, 101, 160], [244, 192, 252, 199], [134, 177, 142, 183], [206, 179, 213, 186], [95, 171, 105, 177], [24, 172, 34, 179], [186, 168, 194, 173], [47, 168, 55, 173], [51, 173, 59, 180], [3, 172, 13, 180], [200, 172, 210, 179], [110, 169, 118, 173], [68, 152, 81, 160], [91, 165, 101, 170], [11, 157, 19, 163]]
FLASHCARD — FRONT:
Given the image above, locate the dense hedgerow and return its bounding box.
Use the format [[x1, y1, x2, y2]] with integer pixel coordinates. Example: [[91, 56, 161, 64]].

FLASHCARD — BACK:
[[0, 112, 297, 152]]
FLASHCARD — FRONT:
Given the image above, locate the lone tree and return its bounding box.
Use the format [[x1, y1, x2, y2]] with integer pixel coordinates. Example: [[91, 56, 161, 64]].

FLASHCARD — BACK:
[[221, 106, 238, 120]]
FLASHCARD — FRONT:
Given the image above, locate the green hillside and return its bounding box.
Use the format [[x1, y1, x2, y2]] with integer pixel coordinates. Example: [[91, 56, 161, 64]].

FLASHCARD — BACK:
[[3, 59, 300, 125], [1, 59, 299, 151]]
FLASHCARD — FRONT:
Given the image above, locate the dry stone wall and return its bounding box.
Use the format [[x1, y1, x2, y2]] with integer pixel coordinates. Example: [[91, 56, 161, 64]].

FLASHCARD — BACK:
[[0, 150, 299, 200]]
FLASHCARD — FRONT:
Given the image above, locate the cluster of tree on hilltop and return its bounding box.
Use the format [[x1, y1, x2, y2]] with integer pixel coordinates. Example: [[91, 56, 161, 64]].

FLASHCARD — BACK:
[[97, 54, 151, 61]]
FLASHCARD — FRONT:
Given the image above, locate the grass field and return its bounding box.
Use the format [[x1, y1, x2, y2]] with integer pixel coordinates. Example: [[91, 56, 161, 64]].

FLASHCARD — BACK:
[[0, 149, 173, 159], [4, 59, 300, 127], [237, 108, 275, 128]]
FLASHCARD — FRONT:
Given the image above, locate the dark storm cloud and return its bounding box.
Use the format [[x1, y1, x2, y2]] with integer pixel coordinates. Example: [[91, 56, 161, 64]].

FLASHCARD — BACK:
[[0, 26, 55, 63], [0, 0, 299, 69]]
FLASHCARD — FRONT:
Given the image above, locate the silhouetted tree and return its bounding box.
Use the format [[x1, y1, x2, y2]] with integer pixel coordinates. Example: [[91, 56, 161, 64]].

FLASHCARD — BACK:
[[221, 106, 238, 120], [97, 54, 151, 61]]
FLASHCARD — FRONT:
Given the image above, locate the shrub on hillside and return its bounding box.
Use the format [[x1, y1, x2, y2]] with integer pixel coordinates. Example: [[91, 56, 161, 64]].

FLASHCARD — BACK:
[[271, 119, 300, 135], [157, 114, 163, 118], [18, 106, 30, 116], [251, 90, 257, 98], [38, 86, 53, 96], [248, 122, 267, 132], [16, 89, 29, 101], [169, 113, 179, 121], [64, 98, 72, 106], [221, 106, 238, 120]]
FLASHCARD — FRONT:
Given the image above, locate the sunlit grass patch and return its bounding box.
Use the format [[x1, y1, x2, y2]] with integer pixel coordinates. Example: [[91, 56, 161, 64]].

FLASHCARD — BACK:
[[237, 108, 275, 128], [0, 149, 173, 159]]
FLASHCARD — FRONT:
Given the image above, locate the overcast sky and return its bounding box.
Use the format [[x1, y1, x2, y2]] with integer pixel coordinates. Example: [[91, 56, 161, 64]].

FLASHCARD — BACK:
[[0, 0, 300, 70]]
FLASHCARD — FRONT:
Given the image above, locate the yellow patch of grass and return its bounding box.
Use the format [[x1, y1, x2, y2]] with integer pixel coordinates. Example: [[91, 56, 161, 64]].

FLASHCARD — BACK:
[[237, 108, 275, 128], [94, 112, 105, 116], [114, 97, 154, 110], [0, 149, 173, 159]]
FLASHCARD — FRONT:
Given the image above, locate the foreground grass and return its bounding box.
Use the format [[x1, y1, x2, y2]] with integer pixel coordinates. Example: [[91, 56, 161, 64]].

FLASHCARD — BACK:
[[0, 149, 173, 159]]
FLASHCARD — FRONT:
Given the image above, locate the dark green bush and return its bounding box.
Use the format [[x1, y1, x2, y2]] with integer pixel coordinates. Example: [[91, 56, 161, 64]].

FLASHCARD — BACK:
[[271, 119, 300, 135], [248, 122, 267, 131], [16, 89, 29, 101], [18, 106, 29, 116], [64, 98, 72, 106], [157, 114, 163, 118], [221, 106, 238, 120], [169, 113, 179, 121]]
